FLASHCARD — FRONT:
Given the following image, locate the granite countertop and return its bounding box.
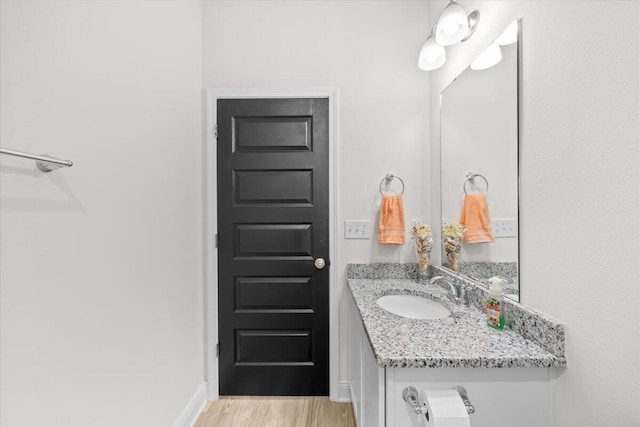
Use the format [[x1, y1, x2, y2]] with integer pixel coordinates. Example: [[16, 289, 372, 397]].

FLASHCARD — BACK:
[[348, 278, 566, 369]]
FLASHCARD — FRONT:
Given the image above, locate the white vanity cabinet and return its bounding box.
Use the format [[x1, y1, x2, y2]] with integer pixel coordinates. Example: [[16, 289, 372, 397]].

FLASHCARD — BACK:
[[348, 293, 556, 427], [348, 292, 385, 427]]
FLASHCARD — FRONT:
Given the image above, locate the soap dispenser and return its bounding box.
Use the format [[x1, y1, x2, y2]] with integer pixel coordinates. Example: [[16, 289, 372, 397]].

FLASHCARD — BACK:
[[486, 277, 505, 330]]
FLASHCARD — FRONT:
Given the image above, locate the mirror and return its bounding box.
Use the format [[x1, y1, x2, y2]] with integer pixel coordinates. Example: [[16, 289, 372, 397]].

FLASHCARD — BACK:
[[439, 19, 521, 301]]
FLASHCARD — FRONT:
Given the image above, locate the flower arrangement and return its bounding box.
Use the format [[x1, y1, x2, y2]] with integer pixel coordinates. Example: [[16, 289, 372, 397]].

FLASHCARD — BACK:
[[442, 223, 466, 272], [410, 223, 433, 281], [410, 223, 433, 238]]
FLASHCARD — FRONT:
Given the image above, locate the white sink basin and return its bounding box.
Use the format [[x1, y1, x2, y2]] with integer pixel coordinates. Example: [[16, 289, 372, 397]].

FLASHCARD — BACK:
[[376, 294, 451, 320]]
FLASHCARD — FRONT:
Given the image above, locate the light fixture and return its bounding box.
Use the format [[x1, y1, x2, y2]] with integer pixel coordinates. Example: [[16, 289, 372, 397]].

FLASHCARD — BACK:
[[417, 2, 480, 72], [435, 1, 480, 46], [418, 25, 446, 71], [470, 42, 502, 70], [496, 20, 518, 46]]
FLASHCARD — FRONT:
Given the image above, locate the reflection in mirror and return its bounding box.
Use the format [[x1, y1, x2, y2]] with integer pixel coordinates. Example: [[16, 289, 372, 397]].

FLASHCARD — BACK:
[[440, 19, 520, 301]]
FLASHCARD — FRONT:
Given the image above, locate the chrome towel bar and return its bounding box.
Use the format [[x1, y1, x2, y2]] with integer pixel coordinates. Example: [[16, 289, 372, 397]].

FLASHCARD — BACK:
[[1, 147, 73, 172]]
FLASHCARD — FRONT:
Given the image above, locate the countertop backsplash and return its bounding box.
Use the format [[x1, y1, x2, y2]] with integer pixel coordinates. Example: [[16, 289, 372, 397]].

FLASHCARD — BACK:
[[346, 263, 420, 280]]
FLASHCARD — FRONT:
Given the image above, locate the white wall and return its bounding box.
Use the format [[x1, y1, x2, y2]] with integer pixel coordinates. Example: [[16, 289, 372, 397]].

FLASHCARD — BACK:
[[202, 0, 430, 389], [0, 2, 204, 426], [428, 1, 640, 426]]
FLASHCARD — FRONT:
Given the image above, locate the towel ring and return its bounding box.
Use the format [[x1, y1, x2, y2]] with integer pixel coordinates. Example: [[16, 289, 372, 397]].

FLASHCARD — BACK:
[[379, 174, 405, 196], [463, 173, 489, 194]]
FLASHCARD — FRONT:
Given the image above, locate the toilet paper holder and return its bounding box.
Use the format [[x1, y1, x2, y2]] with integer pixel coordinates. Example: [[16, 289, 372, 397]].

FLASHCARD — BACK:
[[402, 386, 475, 415]]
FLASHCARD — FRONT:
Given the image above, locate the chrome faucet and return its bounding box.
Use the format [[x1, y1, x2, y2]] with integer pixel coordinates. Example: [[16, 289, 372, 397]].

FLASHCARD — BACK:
[[430, 276, 470, 306], [491, 275, 514, 285]]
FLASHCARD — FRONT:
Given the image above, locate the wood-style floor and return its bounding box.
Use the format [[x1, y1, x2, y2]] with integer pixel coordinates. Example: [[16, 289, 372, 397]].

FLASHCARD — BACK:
[[194, 397, 355, 427]]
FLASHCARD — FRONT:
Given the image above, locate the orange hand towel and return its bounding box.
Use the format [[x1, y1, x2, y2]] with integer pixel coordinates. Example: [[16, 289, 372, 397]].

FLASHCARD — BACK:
[[459, 193, 495, 243], [378, 195, 405, 245]]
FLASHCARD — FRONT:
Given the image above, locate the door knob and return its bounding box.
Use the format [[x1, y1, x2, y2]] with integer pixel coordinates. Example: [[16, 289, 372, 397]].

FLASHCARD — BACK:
[[314, 258, 326, 270]]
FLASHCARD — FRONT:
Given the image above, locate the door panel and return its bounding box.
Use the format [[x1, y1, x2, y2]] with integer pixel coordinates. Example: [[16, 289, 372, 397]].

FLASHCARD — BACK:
[[234, 223, 313, 258], [234, 276, 314, 313], [234, 170, 313, 205], [217, 98, 329, 396], [234, 116, 312, 151], [235, 330, 314, 365]]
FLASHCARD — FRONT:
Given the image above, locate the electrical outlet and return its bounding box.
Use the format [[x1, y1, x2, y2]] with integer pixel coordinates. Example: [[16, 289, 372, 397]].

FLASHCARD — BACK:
[[344, 220, 371, 239], [492, 218, 517, 237]]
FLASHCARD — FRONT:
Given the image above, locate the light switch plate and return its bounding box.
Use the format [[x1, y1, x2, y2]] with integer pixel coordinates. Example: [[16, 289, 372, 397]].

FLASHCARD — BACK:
[[492, 218, 517, 237], [344, 220, 371, 239]]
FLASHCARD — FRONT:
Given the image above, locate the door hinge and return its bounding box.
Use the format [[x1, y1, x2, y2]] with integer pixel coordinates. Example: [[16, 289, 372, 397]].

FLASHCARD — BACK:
[[216, 342, 220, 358], [215, 233, 219, 248], [213, 124, 218, 140]]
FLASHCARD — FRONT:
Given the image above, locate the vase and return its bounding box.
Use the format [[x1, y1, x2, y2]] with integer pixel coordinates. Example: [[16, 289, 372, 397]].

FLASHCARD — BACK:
[[444, 235, 463, 272], [415, 235, 433, 283]]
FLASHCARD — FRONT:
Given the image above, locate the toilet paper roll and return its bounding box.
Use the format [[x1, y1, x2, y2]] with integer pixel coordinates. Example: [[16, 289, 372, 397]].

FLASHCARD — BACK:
[[420, 389, 471, 427]]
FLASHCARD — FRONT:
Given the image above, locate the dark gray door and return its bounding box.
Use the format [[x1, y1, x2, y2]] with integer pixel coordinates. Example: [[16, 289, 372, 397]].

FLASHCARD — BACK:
[[217, 98, 329, 395]]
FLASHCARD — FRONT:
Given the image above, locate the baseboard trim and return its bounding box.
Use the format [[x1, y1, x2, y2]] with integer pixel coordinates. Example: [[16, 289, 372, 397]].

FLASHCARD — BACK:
[[336, 380, 351, 403], [173, 382, 207, 427]]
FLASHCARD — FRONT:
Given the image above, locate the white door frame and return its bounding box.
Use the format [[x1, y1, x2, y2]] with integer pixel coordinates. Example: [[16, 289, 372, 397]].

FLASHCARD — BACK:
[[205, 88, 339, 401]]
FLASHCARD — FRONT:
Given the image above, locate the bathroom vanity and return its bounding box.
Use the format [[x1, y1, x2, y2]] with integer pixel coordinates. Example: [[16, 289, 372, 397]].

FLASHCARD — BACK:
[[347, 264, 566, 427]]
